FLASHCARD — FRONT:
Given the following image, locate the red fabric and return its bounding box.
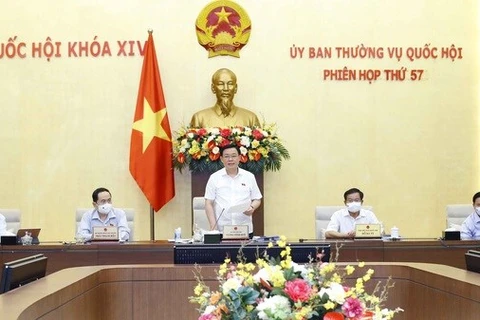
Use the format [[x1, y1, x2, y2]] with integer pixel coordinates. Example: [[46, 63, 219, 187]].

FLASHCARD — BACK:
[[129, 32, 175, 212]]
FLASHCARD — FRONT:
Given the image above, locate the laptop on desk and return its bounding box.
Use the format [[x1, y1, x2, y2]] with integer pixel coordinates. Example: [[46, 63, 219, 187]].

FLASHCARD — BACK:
[[16, 228, 41, 244]]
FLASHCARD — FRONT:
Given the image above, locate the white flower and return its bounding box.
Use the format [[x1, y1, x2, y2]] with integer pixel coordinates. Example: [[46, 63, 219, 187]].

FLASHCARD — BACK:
[[240, 136, 251, 147], [291, 262, 309, 280], [222, 277, 243, 295], [208, 128, 220, 135], [232, 128, 241, 134], [239, 146, 248, 155], [212, 146, 220, 154], [319, 282, 346, 304], [253, 265, 281, 283], [206, 135, 215, 142], [257, 295, 291, 320], [261, 130, 269, 137], [203, 305, 216, 315], [187, 132, 194, 139], [253, 267, 270, 283]]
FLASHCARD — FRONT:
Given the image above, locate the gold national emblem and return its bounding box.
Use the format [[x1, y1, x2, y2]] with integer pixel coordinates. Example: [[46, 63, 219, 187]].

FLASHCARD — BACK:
[[195, 0, 251, 58]]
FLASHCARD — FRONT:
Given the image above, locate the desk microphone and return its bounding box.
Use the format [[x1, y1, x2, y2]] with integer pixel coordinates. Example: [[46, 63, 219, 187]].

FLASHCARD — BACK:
[[211, 208, 225, 231], [299, 238, 324, 243]]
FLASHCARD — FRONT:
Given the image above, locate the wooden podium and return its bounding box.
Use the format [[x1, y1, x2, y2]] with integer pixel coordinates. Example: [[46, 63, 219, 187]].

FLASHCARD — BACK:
[[191, 171, 264, 235]]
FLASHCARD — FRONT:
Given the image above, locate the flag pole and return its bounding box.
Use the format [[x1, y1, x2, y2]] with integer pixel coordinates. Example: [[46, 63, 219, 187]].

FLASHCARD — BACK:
[[150, 206, 155, 241]]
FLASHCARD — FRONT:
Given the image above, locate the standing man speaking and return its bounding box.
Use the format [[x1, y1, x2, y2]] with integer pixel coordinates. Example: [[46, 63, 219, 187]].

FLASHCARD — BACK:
[[204, 144, 262, 238]]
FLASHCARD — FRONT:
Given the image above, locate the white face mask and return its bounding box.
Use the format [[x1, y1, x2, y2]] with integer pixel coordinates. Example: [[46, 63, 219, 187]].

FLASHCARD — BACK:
[[475, 207, 480, 214], [347, 202, 362, 213], [98, 203, 112, 214]]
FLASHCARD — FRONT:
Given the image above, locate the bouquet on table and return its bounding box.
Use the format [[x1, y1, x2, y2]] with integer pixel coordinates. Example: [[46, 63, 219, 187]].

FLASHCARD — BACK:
[[190, 236, 403, 320], [173, 123, 290, 174]]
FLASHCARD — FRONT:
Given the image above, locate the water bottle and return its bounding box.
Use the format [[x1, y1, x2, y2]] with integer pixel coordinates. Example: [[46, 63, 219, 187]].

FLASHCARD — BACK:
[[391, 226, 399, 239], [174, 227, 182, 242]]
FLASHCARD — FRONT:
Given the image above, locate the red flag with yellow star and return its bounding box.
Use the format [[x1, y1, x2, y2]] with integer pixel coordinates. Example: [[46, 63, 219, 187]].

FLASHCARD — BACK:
[[129, 31, 175, 212]]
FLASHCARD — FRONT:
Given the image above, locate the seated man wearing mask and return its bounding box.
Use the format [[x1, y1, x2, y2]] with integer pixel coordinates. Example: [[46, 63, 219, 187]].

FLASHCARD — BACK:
[[77, 187, 130, 241], [460, 191, 480, 240], [325, 188, 379, 239]]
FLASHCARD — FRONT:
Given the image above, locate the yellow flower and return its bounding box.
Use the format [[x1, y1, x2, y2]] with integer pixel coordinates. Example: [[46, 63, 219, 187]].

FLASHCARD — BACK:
[[270, 268, 286, 287], [251, 140, 260, 148], [324, 301, 336, 310], [295, 306, 312, 319], [280, 246, 291, 257], [194, 283, 203, 296], [280, 256, 292, 269], [345, 265, 355, 275], [267, 241, 273, 248], [331, 273, 341, 283], [277, 240, 286, 248], [245, 263, 255, 272], [358, 261, 365, 268]]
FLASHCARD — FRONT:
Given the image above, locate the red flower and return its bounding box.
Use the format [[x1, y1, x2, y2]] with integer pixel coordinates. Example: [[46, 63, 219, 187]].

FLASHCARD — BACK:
[[239, 154, 248, 163], [253, 152, 261, 161], [284, 279, 312, 302], [219, 139, 232, 147], [220, 128, 231, 138], [197, 128, 207, 136], [252, 129, 264, 140], [209, 152, 220, 161], [207, 140, 217, 149], [324, 312, 345, 320], [177, 153, 185, 164]]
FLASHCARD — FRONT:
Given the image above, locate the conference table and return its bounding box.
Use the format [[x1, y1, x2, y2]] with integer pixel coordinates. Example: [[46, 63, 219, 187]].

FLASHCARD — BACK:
[[1, 262, 480, 319], [1, 238, 480, 274]]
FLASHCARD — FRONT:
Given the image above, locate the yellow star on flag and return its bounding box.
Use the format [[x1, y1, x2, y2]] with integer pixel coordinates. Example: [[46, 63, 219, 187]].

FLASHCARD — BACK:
[[215, 7, 232, 24], [132, 97, 170, 153]]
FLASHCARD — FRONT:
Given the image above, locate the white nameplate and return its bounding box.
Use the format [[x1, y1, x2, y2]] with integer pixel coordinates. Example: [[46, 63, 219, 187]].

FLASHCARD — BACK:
[[222, 225, 249, 240], [354, 224, 381, 238], [92, 226, 119, 241]]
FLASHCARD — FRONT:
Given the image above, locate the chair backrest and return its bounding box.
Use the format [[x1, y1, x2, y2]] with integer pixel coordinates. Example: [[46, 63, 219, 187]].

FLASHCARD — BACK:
[[446, 204, 472, 230], [75, 208, 135, 240], [0, 209, 21, 233], [192, 197, 210, 231], [314, 205, 373, 239]]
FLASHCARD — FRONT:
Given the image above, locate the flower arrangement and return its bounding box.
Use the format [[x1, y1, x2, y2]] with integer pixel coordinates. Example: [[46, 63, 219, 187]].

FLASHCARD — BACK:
[[172, 123, 290, 174], [190, 237, 403, 320]]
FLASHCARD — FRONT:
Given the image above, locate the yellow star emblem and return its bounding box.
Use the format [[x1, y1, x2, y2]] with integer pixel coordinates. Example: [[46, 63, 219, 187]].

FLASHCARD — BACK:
[[215, 7, 232, 24], [132, 97, 170, 152]]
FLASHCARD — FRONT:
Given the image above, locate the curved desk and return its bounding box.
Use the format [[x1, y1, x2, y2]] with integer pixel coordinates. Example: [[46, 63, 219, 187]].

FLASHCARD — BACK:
[[2, 239, 480, 274], [1, 263, 480, 319]]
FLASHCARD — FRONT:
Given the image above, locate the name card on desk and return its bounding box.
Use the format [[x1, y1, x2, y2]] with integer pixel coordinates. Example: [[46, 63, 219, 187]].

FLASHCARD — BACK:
[[222, 225, 249, 240], [354, 224, 382, 239], [92, 226, 118, 241]]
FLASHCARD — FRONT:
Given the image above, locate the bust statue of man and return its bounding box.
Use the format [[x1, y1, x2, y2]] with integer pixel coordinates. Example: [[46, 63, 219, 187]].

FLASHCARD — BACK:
[[190, 68, 260, 128]]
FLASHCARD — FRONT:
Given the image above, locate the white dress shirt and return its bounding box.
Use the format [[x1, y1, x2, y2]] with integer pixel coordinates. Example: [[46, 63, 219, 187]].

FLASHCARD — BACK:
[[205, 168, 262, 233], [326, 208, 379, 234]]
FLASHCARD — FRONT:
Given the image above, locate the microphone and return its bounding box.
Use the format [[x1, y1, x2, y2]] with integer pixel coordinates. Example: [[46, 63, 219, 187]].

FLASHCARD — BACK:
[[299, 238, 325, 243], [211, 208, 225, 232]]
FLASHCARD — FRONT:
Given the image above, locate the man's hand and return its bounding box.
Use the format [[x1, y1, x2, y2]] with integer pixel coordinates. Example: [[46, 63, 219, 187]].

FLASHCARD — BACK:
[[243, 206, 255, 216], [346, 231, 356, 238]]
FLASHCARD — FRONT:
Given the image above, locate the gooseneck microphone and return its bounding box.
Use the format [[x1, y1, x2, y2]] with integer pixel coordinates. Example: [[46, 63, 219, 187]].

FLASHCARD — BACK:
[[299, 238, 325, 243], [211, 208, 225, 231]]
